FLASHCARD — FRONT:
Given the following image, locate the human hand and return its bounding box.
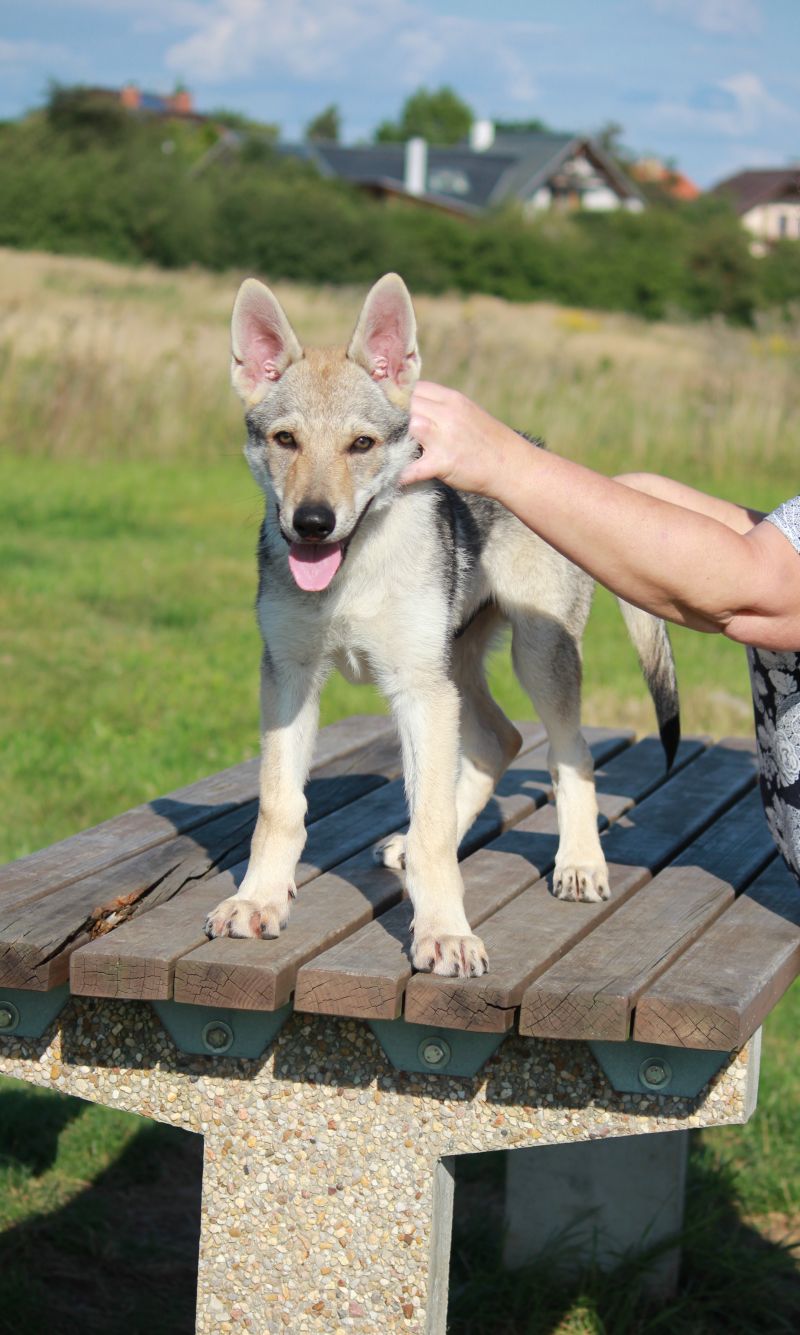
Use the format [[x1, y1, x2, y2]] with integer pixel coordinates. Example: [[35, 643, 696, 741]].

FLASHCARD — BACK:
[[402, 382, 522, 496]]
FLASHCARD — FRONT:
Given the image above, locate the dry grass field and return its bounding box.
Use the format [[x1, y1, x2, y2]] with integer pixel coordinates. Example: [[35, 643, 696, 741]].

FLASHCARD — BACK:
[[3, 245, 798, 475]]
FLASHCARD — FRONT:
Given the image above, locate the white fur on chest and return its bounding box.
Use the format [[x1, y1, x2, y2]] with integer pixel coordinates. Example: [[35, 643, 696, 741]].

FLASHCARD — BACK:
[[258, 487, 455, 683]]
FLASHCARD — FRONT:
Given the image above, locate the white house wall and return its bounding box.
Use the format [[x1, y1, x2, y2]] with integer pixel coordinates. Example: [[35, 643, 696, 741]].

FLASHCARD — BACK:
[[743, 202, 800, 241], [582, 186, 620, 211]]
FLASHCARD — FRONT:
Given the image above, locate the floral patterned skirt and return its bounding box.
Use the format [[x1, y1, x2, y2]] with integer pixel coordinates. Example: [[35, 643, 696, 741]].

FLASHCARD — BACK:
[[748, 645, 800, 884]]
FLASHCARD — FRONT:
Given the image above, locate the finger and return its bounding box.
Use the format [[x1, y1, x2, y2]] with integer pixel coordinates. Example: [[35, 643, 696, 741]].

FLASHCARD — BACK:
[[408, 411, 434, 443], [413, 379, 453, 402], [399, 457, 434, 486], [410, 384, 451, 416]]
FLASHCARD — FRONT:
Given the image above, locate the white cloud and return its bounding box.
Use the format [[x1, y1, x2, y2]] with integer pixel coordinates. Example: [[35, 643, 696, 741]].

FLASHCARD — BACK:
[[648, 71, 797, 138], [648, 0, 762, 35], [161, 0, 551, 102]]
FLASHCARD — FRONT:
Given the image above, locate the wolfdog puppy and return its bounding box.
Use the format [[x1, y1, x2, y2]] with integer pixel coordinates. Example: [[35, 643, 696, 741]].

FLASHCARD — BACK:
[[205, 274, 679, 976]]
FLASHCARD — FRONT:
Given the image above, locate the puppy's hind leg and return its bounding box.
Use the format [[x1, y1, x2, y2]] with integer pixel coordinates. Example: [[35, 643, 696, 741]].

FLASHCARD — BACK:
[[453, 605, 522, 842], [510, 609, 609, 903], [374, 605, 521, 870]]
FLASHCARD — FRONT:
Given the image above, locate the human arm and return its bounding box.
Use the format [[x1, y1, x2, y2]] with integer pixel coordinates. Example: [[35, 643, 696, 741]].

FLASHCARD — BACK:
[[404, 382, 800, 652], [612, 472, 764, 535]]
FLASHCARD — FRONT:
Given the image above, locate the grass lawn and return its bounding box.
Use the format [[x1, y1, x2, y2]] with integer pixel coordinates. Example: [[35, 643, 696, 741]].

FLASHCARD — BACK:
[[1, 250, 798, 1331]]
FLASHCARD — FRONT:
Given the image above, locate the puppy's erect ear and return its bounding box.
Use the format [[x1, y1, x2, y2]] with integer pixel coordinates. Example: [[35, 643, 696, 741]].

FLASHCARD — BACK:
[[347, 273, 420, 407], [231, 278, 303, 403]]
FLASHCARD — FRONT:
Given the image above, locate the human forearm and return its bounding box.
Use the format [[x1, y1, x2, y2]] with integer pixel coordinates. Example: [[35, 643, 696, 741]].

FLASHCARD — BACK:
[[406, 383, 800, 646], [491, 437, 763, 633], [614, 472, 764, 534]]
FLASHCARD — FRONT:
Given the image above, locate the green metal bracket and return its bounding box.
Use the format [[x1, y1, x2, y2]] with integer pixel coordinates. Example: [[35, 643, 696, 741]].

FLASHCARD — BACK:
[[589, 1038, 729, 1098], [368, 1017, 507, 1077], [0, 983, 70, 1040], [152, 999, 292, 1059]]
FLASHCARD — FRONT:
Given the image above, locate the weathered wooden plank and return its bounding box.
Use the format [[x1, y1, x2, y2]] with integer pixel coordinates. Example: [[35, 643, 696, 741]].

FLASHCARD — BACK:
[[402, 735, 719, 1032], [68, 776, 412, 1000], [1, 724, 402, 991], [74, 722, 546, 1006], [169, 725, 556, 1010], [0, 713, 393, 908], [293, 730, 656, 1022], [633, 856, 800, 1049], [518, 787, 775, 1042]]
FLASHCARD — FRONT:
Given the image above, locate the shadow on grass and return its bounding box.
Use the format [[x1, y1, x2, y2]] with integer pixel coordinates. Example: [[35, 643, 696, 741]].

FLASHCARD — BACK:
[[448, 1137, 800, 1335], [0, 1088, 203, 1335], [0, 1084, 86, 1175]]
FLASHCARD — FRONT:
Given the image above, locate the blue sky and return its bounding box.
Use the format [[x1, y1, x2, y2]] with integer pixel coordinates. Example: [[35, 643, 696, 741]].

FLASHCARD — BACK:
[[1, 0, 798, 186]]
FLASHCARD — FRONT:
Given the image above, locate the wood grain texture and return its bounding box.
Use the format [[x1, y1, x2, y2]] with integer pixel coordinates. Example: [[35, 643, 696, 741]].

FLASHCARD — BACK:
[[74, 732, 561, 1005], [69, 778, 412, 1000], [294, 730, 637, 1021], [0, 713, 393, 910], [169, 723, 554, 1010], [1, 721, 402, 992], [633, 855, 800, 1049], [519, 788, 775, 1042], [403, 735, 709, 1032]]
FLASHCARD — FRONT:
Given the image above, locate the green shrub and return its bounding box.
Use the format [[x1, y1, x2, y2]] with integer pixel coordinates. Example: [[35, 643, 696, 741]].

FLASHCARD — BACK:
[[0, 94, 796, 325]]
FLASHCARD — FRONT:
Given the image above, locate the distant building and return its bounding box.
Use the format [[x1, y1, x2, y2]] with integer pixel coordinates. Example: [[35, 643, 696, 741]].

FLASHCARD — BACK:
[[711, 168, 800, 248], [280, 123, 646, 218], [85, 84, 205, 123], [631, 157, 700, 202]]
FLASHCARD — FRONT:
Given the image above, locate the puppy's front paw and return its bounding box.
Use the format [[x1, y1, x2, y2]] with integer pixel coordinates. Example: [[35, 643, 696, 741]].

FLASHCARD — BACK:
[[204, 886, 295, 940], [553, 863, 610, 903], [411, 931, 489, 977], [373, 831, 406, 870]]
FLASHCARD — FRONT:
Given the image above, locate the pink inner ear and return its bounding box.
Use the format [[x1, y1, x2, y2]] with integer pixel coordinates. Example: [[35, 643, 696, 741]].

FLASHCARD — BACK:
[[364, 304, 409, 382], [251, 320, 288, 384], [241, 314, 285, 384]]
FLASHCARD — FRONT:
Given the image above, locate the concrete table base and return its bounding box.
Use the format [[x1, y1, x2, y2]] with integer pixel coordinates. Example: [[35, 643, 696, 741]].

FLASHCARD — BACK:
[[0, 999, 759, 1334]]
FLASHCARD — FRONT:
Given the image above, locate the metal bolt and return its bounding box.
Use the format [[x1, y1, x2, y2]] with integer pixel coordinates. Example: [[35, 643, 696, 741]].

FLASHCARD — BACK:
[[201, 1020, 234, 1054], [639, 1056, 672, 1091], [418, 1036, 451, 1070], [0, 1002, 20, 1033]]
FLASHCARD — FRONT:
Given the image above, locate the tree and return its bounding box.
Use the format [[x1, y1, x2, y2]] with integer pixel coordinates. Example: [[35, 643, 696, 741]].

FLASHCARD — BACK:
[[305, 104, 340, 142], [595, 120, 633, 166], [45, 81, 131, 147], [374, 86, 473, 144], [494, 117, 555, 135], [208, 107, 280, 140]]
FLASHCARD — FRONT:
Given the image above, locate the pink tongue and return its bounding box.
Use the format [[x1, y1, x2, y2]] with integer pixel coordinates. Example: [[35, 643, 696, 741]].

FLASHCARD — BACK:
[[288, 542, 344, 591]]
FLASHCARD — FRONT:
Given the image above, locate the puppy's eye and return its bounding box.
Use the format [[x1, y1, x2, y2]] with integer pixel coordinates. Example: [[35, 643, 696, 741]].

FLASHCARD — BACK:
[[274, 431, 297, 449], [349, 435, 375, 454]]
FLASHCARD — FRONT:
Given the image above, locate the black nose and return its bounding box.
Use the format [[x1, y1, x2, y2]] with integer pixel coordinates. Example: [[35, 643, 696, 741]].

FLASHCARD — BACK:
[[293, 503, 336, 541]]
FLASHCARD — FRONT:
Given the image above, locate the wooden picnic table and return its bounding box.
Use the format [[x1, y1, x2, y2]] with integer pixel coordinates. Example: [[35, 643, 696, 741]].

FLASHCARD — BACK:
[[1, 715, 798, 1333]]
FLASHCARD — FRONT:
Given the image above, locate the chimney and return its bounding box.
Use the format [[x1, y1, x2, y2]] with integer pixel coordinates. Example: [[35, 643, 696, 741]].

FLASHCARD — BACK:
[[470, 119, 495, 152], [404, 137, 427, 196], [120, 83, 140, 110], [170, 88, 194, 115]]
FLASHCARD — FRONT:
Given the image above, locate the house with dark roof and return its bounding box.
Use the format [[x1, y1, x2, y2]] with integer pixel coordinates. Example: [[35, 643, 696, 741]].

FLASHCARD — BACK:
[[711, 167, 800, 248], [280, 122, 645, 218]]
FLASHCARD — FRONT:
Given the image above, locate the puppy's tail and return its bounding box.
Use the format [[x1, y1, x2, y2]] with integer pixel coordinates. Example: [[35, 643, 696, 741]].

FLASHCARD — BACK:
[[617, 599, 681, 769]]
